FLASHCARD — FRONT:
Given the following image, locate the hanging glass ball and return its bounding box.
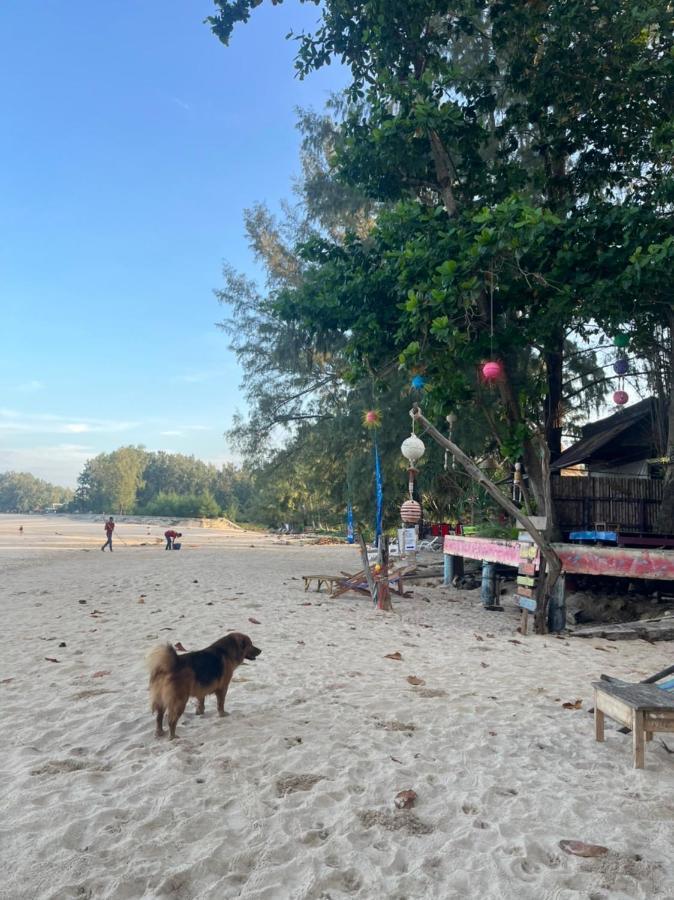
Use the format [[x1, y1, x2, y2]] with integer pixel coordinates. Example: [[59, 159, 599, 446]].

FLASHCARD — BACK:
[[401, 433, 425, 466], [400, 499, 423, 524], [613, 390, 629, 406], [411, 374, 426, 390], [482, 360, 503, 381], [613, 358, 629, 376], [614, 334, 629, 349]]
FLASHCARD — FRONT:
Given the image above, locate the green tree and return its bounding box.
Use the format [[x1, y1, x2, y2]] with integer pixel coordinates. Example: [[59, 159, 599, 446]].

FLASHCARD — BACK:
[[0, 472, 73, 513]]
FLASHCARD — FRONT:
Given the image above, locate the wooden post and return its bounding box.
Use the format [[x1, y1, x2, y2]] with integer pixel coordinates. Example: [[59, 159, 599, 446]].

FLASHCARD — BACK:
[[480, 561, 496, 607]]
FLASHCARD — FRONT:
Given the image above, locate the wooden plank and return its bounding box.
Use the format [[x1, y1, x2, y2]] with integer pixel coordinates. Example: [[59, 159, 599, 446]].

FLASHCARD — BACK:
[[517, 574, 535, 587], [595, 693, 633, 728], [518, 561, 537, 577], [517, 586, 534, 599], [519, 543, 538, 560], [442, 535, 521, 566], [592, 682, 674, 711], [518, 596, 537, 612]]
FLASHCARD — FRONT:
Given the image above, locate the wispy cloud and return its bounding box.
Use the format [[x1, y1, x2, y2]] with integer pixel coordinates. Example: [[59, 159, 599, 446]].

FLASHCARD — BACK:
[[171, 96, 191, 111], [0, 409, 139, 435], [160, 430, 183, 437], [169, 371, 213, 384], [16, 379, 44, 393]]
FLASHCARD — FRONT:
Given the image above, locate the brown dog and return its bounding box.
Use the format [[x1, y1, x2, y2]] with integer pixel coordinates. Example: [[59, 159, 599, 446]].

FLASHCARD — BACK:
[[147, 632, 261, 739]]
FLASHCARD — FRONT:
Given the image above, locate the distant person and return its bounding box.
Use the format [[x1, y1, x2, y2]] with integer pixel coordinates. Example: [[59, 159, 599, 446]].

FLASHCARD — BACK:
[[164, 529, 182, 550], [19, 525, 23, 534], [101, 516, 115, 552]]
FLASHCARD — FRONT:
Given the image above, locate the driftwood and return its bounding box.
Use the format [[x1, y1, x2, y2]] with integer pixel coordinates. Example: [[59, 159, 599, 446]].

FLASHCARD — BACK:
[[411, 405, 562, 633], [572, 616, 674, 642]]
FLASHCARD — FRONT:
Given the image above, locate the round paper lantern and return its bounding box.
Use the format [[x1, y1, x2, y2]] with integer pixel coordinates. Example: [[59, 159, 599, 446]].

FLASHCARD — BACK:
[[613, 358, 629, 376], [401, 433, 426, 467], [411, 374, 426, 390], [614, 333, 629, 349], [613, 390, 629, 406], [481, 360, 503, 381], [400, 499, 422, 524]]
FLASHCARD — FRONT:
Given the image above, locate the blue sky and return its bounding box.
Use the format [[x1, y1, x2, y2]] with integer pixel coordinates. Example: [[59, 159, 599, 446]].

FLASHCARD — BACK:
[[0, 0, 345, 486]]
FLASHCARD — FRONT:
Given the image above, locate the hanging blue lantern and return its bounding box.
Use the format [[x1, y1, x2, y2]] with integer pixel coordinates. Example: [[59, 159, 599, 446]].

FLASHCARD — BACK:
[[613, 358, 628, 376], [411, 374, 426, 390]]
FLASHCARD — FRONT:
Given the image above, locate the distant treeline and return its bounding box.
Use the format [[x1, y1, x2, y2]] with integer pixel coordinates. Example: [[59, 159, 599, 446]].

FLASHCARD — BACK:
[[0, 448, 252, 521]]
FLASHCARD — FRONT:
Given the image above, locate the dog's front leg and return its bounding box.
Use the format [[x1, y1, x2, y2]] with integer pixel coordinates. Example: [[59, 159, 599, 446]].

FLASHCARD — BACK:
[[195, 698, 205, 715], [215, 687, 229, 717]]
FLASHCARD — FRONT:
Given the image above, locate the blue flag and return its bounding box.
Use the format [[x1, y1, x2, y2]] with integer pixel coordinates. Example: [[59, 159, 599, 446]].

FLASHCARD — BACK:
[[374, 440, 383, 544], [346, 502, 354, 544]]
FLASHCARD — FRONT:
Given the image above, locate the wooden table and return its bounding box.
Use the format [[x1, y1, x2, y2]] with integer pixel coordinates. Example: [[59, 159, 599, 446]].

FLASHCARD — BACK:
[[593, 681, 674, 768]]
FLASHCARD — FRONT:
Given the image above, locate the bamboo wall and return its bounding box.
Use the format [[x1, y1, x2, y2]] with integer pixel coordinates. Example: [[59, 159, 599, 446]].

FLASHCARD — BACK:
[[552, 475, 663, 533]]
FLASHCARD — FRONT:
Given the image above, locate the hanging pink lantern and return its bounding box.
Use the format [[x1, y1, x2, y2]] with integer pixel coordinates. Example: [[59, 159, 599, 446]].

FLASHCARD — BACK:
[[400, 499, 422, 525], [613, 390, 629, 406], [481, 360, 503, 382], [363, 409, 382, 429]]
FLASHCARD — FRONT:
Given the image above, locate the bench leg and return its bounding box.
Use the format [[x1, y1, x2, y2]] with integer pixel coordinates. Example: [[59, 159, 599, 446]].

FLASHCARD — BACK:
[[594, 706, 605, 743], [632, 710, 645, 769], [646, 731, 654, 742]]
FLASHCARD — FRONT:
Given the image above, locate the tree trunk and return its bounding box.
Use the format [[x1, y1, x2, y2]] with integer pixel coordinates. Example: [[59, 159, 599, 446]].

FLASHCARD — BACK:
[[428, 129, 457, 216], [656, 308, 674, 533], [544, 333, 564, 462], [411, 405, 561, 633]]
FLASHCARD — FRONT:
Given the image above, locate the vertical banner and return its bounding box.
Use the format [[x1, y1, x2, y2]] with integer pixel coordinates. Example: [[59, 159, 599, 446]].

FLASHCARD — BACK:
[[374, 440, 383, 545], [346, 502, 354, 544]]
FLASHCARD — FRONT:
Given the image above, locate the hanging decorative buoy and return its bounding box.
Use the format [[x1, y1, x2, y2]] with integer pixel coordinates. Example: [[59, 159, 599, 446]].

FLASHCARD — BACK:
[[613, 390, 629, 406], [613, 358, 629, 376], [411, 374, 426, 391], [614, 333, 630, 349], [400, 499, 422, 524], [401, 433, 426, 468], [363, 409, 382, 429], [481, 360, 503, 382]]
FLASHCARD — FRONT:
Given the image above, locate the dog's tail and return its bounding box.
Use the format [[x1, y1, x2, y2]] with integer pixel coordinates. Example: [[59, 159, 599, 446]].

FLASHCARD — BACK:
[[146, 644, 178, 681]]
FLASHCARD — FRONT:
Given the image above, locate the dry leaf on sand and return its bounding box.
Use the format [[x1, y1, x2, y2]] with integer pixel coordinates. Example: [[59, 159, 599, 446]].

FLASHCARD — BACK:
[[562, 699, 583, 710], [394, 790, 417, 810], [92, 670, 111, 678], [384, 652, 403, 661], [248, 617, 261, 625], [559, 840, 608, 858], [407, 676, 426, 686]]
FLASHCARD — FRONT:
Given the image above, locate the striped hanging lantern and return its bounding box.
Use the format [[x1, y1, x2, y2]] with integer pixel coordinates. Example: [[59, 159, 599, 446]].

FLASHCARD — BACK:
[[400, 499, 422, 524]]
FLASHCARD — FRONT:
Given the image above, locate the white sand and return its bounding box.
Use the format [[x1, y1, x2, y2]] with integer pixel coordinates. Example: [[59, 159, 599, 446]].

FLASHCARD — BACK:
[[1, 515, 673, 899]]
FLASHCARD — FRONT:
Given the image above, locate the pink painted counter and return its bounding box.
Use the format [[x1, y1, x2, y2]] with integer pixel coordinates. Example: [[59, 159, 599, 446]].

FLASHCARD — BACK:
[[443, 535, 674, 581]]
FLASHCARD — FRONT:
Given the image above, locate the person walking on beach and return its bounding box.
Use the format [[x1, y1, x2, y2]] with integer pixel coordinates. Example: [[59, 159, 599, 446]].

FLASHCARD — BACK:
[[101, 516, 115, 552], [164, 529, 181, 550]]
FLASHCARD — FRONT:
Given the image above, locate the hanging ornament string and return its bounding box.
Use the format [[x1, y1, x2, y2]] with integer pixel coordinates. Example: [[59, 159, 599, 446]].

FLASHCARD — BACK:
[[489, 266, 494, 359]]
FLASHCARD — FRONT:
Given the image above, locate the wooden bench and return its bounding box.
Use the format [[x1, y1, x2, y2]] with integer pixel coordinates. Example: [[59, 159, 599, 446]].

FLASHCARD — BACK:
[[302, 566, 413, 598], [593, 680, 674, 768], [302, 575, 345, 594]]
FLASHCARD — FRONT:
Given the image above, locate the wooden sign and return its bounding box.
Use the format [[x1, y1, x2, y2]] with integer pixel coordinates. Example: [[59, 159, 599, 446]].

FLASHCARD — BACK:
[[517, 574, 535, 587], [519, 544, 538, 560], [517, 585, 535, 598], [518, 561, 537, 577], [518, 596, 537, 612]]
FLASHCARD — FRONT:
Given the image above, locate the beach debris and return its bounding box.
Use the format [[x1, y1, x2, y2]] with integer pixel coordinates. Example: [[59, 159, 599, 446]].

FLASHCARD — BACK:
[[474, 634, 484, 641], [376, 720, 415, 733], [59, 642, 66, 647], [193, 580, 198, 584], [488, 730, 497, 736], [297, 640, 305, 645], [384, 652, 403, 661], [394, 789, 417, 810], [407, 676, 426, 686], [390, 756, 402, 764], [174, 642, 187, 652], [138, 597, 145, 604], [562, 699, 583, 710], [248, 617, 261, 625], [659, 740, 673, 754], [92, 671, 111, 678], [480, 662, 489, 668], [508, 639, 523, 645], [559, 840, 609, 858], [276, 773, 324, 796], [44, 657, 59, 663], [1, 677, 15, 684], [358, 809, 433, 835], [78, 599, 87, 604]]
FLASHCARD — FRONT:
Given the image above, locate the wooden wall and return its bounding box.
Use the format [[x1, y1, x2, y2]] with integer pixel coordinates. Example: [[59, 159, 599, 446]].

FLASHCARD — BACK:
[[552, 475, 663, 533]]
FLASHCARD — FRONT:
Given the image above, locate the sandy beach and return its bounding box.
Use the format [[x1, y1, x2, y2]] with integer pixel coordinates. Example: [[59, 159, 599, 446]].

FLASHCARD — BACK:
[[1, 515, 673, 900]]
